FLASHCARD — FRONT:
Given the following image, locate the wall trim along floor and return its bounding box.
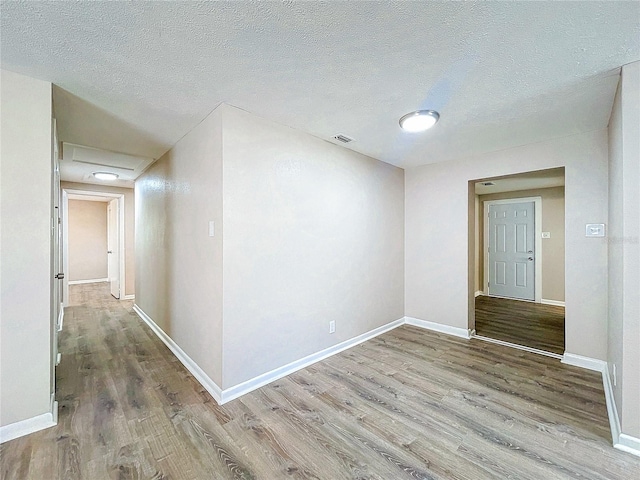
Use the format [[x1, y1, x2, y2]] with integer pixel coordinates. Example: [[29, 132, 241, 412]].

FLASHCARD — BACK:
[[562, 352, 607, 372], [541, 298, 566, 307], [68, 278, 109, 285], [0, 394, 57, 444], [404, 316, 472, 339], [602, 365, 640, 457]]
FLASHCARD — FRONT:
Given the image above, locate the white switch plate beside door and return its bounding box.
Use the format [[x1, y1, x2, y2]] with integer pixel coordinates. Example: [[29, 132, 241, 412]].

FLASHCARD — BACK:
[[585, 224, 605, 237]]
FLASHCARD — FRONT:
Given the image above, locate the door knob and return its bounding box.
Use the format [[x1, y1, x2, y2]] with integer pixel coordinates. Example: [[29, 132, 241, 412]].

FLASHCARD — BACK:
[[55, 273, 64, 279], [528, 257, 534, 261], [107, 250, 113, 254]]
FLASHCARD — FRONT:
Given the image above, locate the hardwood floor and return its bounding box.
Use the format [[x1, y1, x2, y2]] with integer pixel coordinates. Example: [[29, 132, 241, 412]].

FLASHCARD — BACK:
[[475, 295, 565, 355], [2, 283, 638, 479]]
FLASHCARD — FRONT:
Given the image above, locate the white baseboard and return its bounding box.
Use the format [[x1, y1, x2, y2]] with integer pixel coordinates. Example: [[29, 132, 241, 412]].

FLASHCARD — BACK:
[[561, 353, 607, 372], [602, 365, 622, 443], [602, 364, 640, 457], [122, 294, 135, 300], [405, 316, 471, 339], [68, 278, 108, 285], [220, 318, 405, 404], [617, 433, 640, 457], [541, 298, 565, 307], [0, 395, 57, 444], [133, 304, 223, 403], [474, 291, 484, 297], [472, 334, 562, 359]]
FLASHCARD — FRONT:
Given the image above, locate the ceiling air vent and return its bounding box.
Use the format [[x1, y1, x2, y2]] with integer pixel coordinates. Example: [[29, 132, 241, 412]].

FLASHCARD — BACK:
[[333, 134, 353, 144]]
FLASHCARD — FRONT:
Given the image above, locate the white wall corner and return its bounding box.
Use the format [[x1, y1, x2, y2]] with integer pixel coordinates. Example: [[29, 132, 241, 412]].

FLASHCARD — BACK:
[[404, 316, 471, 339], [220, 318, 405, 404], [561, 353, 607, 372], [133, 304, 223, 403], [57, 303, 64, 332], [0, 395, 57, 444]]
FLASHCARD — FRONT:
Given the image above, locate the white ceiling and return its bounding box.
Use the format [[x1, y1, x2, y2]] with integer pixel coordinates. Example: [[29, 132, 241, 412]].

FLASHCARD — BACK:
[[62, 143, 154, 188], [1, 2, 639, 170]]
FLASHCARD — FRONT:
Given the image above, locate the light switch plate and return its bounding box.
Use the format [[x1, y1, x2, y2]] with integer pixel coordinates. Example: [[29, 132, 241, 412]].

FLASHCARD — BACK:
[[585, 224, 605, 237], [208, 221, 215, 237], [542, 232, 551, 239]]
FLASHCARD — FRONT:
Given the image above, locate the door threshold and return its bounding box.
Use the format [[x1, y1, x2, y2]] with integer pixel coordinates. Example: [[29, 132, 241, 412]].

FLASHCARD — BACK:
[[482, 294, 537, 304], [471, 334, 563, 359]]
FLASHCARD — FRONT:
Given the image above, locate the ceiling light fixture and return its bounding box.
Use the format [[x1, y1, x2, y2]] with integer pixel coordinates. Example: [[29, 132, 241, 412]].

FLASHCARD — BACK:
[[399, 110, 440, 132], [93, 172, 119, 181]]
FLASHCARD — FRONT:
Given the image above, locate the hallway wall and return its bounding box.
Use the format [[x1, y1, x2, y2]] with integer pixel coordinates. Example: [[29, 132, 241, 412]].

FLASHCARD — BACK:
[[0, 69, 53, 429], [135, 104, 404, 391], [136, 105, 224, 386], [221, 105, 404, 388], [68, 199, 108, 281]]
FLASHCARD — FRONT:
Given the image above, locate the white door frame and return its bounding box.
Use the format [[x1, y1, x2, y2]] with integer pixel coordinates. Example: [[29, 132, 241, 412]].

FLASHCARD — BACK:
[[61, 188, 125, 306], [483, 196, 542, 303]]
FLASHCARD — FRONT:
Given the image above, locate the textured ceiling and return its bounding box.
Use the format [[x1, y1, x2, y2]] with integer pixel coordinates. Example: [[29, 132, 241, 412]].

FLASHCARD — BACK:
[[1, 1, 639, 169]]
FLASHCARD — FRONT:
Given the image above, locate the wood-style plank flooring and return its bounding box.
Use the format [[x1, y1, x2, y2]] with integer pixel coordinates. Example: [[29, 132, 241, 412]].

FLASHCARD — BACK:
[[475, 295, 565, 355], [2, 283, 638, 479]]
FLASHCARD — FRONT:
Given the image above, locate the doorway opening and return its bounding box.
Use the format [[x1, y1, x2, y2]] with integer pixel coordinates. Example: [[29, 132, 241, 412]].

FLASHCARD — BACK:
[[62, 189, 126, 305], [469, 168, 565, 357]]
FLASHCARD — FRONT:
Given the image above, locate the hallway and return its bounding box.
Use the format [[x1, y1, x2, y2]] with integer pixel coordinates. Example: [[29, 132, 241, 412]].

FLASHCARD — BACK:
[[1, 284, 638, 479]]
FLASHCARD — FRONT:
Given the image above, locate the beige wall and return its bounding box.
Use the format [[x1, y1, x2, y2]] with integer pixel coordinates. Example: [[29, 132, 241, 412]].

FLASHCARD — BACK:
[[61, 182, 135, 296], [0, 70, 53, 427], [135, 104, 404, 391], [136, 106, 224, 386], [68, 200, 108, 281], [608, 61, 640, 439], [221, 105, 404, 388], [406, 129, 608, 360], [476, 187, 565, 302]]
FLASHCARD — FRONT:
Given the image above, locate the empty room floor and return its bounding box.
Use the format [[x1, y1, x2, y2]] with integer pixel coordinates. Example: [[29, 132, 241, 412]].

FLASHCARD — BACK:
[[475, 295, 565, 355], [1, 284, 637, 479]]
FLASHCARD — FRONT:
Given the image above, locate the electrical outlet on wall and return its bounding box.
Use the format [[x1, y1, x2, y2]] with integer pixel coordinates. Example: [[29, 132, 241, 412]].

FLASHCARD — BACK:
[[329, 321, 335, 334]]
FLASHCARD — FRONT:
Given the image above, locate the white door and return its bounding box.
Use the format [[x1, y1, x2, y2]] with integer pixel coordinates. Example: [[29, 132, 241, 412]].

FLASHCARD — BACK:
[[488, 201, 535, 300], [108, 198, 120, 299]]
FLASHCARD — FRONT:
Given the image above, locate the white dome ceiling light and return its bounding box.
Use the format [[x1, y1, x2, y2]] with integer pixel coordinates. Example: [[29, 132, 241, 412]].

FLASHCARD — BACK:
[[399, 110, 440, 132], [93, 171, 119, 181]]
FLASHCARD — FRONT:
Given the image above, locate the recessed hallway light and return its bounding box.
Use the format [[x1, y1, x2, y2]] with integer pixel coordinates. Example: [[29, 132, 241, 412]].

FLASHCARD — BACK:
[[93, 172, 119, 181]]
